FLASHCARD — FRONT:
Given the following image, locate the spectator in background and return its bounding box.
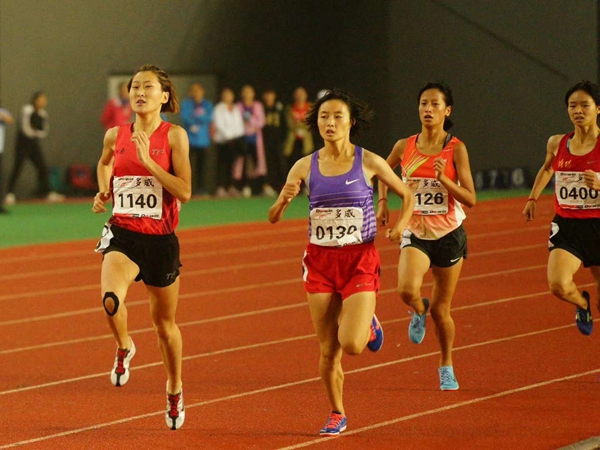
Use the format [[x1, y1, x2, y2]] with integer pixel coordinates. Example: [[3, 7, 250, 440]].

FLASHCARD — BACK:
[[234, 85, 268, 197], [101, 82, 133, 129], [180, 82, 213, 196], [0, 104, 14, 213], [262, 89, 286, 194], [284, 86, 314, 171], [213, 87, 245, 198], [5, 91, 64, 205]]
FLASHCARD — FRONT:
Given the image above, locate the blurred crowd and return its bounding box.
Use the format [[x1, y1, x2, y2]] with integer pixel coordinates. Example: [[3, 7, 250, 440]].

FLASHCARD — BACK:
[[0, 82, 323, 212]]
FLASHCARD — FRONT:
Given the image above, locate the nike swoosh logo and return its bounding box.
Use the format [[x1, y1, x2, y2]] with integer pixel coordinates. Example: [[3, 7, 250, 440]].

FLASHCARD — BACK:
[[588, 161, 597, 164], [450, 257, 462, 262], [345, 179, 360, 185]]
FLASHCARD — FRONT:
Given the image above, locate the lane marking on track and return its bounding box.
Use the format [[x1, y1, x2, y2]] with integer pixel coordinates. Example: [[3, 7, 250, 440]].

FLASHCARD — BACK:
[[0, 241, 547, 306], [2, 287, 595, 395], [0, 262, 549, 326], [0, 321, 593, 448], [276, 367, 600, 450]]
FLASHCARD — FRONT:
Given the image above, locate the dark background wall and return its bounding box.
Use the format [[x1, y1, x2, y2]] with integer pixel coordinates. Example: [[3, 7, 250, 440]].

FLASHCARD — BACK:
[[0, 0, 596, 197]]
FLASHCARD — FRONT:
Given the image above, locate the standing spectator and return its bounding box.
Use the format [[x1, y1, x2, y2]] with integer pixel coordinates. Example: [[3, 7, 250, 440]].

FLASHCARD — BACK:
[[284, 86, 314, 171], [5, 91, 64, 205], [101, 82, 133, 129], [233, 85, 267, 197], [0, 104, 14, 213], [180, 82, 213, 196], [261, 89, 285, 194], [213, 87, 245, 198]]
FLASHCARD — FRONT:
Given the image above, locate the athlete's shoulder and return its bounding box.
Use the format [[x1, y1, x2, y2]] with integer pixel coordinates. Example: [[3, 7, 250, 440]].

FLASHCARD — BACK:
[[168, 124, 189, 145], [548, 133, 568, 150]]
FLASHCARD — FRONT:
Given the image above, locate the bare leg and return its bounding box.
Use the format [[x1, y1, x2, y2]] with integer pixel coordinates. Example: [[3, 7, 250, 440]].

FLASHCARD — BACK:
[[338, 291, 377, 355], [430, 260, 463, 367], [547, 249, 587, 308], [307, 293, 344, 414], [101, 251, 139, 349], [397, 247, 431, 314], [147, 279, 183, 394]]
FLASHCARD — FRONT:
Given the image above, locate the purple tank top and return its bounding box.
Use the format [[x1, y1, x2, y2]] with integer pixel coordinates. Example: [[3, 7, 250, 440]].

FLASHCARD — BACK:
[[307, 146, 376, 245]]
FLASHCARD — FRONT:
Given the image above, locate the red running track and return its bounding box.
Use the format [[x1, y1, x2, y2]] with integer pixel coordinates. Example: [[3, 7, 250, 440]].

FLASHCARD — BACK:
[[1, 196, 599, 449]]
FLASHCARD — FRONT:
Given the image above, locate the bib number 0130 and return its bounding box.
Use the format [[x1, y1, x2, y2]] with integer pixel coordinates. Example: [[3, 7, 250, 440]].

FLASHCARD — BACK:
[[310, 207, 363, 246]]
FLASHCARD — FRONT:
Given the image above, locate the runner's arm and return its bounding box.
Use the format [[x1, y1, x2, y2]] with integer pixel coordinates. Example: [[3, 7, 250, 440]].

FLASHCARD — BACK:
[[523, 134, 560, 221], [268, 156, 310, 224]]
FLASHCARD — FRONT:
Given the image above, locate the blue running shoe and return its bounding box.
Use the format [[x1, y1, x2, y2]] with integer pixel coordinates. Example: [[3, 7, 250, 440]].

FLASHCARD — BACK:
[[576, 291, 593, 336], [439, 365, 459, 391], [367, 314, 384, 352], [408, 298, 429, 344], [319, 411, 347, 436]]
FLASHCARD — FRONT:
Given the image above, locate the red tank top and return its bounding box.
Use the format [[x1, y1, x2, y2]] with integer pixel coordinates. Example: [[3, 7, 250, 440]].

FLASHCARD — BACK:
[[552, 132, 600, 219], [109, 122, 179, 234]]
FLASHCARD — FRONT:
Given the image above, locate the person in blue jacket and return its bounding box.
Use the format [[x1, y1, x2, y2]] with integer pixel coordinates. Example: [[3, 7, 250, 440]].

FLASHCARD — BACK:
[[180, 82, 213, 195]]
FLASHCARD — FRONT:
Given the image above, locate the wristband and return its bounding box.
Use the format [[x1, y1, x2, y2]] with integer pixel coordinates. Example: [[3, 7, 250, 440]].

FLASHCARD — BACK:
[[527, 198, 537, 202], [377, 198, 388, 204]]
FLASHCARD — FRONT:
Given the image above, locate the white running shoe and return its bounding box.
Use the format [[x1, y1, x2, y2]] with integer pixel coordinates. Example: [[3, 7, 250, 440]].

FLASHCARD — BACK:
[[165, 381, 185, 430], [4, 193, 15, 206], [241, 186, 252, 198], [47, 191, 66, 203], [262, 184, 277, 197], [110, 338, 136, 387]]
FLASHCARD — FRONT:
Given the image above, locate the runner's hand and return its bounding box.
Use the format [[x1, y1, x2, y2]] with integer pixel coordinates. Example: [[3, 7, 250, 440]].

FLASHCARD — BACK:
[[523, 200, 536, 221], [131, 130, 151, 166], [583, 170, 600, 190], [376, 202, 389, 226], [280, 180, 301, 203], [433, 157, 447, 181], [92, 191, 111, 213], [386, 227, 402, 243]]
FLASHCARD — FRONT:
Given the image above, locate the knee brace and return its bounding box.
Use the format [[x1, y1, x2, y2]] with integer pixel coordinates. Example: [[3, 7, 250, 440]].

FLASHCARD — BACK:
[[103, 292, 120, 316]]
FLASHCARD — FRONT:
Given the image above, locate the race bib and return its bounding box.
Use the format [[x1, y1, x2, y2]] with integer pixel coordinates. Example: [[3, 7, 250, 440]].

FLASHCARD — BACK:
[[405, 177, 448, 215], [555, 171, 600, 209], [113, 175, 163, 219], [310, 207, 363, 246]]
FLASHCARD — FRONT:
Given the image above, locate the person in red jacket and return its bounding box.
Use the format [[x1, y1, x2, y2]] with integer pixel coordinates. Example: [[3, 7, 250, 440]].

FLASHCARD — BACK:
[[524, 80, 600, 337], [92, 64, 191, 430], [100, 82, 133, 130]]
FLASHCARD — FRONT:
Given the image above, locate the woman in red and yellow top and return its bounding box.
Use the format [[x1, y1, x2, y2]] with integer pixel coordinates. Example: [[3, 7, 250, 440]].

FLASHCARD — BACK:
[[378, 82, 476, 391], [92, 65, 191, 430], [524, 80, 600, 337]]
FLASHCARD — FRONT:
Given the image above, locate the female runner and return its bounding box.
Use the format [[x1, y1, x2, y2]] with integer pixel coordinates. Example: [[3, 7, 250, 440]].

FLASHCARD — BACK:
[[269, 88, 414, 435], [377, 81, 476, 391], [524, 80, 600, 336], [92, 64, 191, 430]]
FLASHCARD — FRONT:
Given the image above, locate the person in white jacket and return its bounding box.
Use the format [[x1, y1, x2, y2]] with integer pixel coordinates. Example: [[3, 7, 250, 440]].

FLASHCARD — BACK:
[[5, 91, 64, 204], [212, 87, 245, 197]]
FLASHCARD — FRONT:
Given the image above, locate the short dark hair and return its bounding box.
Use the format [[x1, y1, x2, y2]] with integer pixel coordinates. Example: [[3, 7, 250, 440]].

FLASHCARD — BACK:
[[304, 88, 373, 140], [128, 64, 180, 113], [417, 81, 454, 131], [564, 80, 600, 106]]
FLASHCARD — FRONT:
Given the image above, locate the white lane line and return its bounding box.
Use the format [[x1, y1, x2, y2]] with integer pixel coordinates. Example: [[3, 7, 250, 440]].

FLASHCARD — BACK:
[[6, 279, 589, 356], [277, 367, 600, 450], [0, 263, 548, 327], [0, 321, 589, 448], [0, 241, 546, 305]]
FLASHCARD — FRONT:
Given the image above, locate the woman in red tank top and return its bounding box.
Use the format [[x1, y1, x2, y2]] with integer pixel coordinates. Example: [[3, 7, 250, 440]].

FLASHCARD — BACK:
[[92, 65, 191, 430], [377, 82, 476, 391], [524, 80, 600, 337]]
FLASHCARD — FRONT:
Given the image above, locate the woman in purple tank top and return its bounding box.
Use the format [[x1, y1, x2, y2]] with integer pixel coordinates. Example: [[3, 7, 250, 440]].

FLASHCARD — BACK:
[[268, 88, 414, 436]]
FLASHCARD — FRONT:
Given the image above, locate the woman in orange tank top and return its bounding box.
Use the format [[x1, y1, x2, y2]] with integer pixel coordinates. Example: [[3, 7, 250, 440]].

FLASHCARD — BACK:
[[92, 65, 191, 430], [524, 80, 600, 337], [377, 82, 476, 391]]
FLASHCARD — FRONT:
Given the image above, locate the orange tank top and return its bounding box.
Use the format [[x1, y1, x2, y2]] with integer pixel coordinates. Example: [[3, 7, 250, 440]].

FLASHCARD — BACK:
[[401, 133, 466, 240]]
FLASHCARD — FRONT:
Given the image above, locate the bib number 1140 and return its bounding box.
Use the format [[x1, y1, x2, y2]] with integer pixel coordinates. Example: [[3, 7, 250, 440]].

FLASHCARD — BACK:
[[117, 192, 158, 209]]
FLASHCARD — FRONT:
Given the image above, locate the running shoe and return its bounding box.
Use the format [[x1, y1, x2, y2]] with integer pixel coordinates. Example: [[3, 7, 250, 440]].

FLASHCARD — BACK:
[[165, 382, 185, 430], [408, 298, 429, 344], [110, 338, 136, 387], [439, 365, 459, 391], [367, 314, 384, 352], [319, 411, 347, 436], [576, 291, 593, 336]]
